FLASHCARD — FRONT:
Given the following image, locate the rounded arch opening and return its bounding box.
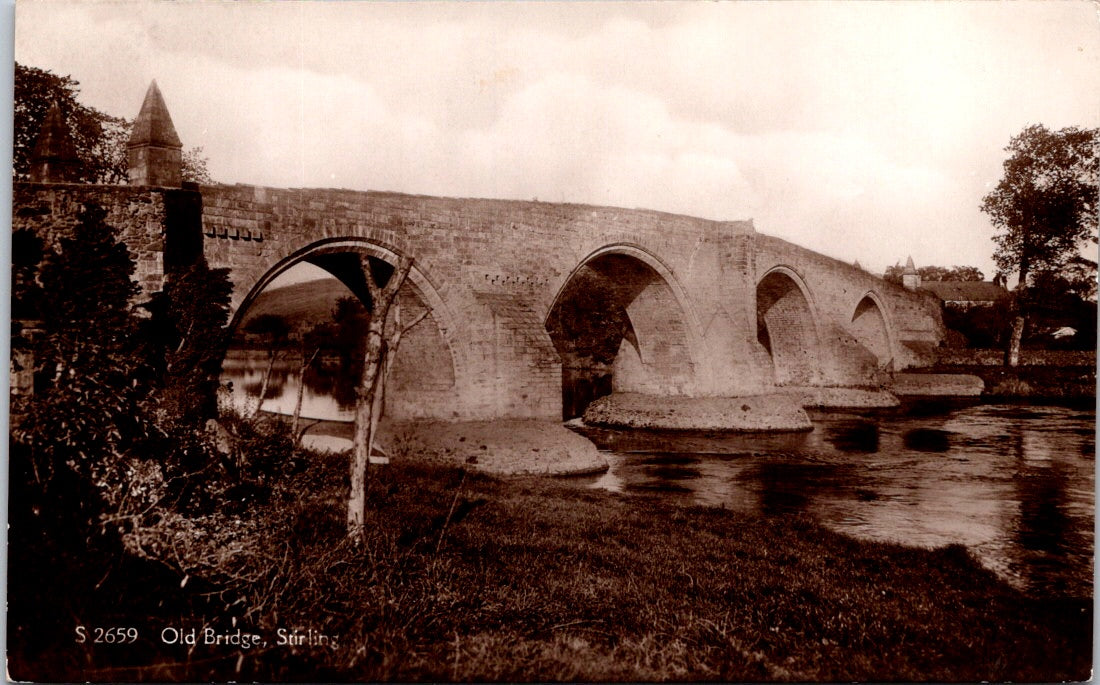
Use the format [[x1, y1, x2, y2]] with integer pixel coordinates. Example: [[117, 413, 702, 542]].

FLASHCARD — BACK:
[[222, 240, 459, 423], [756, 268, 820, 386], [546, 247, 697, 419], [850, 293, 894, 369]]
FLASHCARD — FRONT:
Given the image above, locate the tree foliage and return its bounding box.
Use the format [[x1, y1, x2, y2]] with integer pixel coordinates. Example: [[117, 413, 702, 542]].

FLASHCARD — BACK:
[[883, 264, 985, 284], [14, 63, 130, 183], [182, 146, 214, 185], [980, 124, 1099, 364], [11, 199, 240, 540], [545, 267, 633, 365], [243, 313, 293, 345], [14, 62, 212, 184], [982, 124, 1099, 280], [11, 229, 45, 321], [12, 204, 149, 537]]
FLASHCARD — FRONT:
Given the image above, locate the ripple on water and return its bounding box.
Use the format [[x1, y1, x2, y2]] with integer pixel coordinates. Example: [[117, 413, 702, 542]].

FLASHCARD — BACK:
[[625, 482, 694, 495], [578, 402, 1094, 597], [824, 420, 880, 453]]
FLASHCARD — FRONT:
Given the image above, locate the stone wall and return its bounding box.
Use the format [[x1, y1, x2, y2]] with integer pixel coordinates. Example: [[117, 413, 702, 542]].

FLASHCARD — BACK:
[[198, 184, 768, 418], [754, 234, 944, 374], [10, 179, 948, 422], [13, 182, 201, 299]]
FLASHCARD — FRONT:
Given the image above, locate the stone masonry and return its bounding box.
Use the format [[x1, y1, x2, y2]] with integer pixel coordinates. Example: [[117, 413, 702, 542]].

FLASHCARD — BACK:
[[11, 81, 946, 424]]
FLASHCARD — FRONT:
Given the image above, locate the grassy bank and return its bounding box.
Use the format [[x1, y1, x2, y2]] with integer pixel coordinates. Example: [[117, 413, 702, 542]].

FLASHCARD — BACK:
[[10, 455, 1092, 682], [929, 362, 1096, 399]]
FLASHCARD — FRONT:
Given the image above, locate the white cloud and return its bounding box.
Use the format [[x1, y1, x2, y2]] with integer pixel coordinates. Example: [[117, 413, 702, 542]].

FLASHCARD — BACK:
[[14, 0, 1100, 277]]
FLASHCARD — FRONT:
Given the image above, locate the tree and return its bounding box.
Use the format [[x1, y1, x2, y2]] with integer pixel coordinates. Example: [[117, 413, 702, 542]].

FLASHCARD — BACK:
[[981, 124, 1099, 366], [948, 266, 985, 282], [290, 323, 331, 439], [12, 203, 148, 538], [11, 229, 45, 321], [347, 255, 428, 542], [15, 62, 212, 184], [883, 264, 985, 284], [15, 63, 126, 183], [1027, 264, 1098, 350], [182, 146, 214, 185]]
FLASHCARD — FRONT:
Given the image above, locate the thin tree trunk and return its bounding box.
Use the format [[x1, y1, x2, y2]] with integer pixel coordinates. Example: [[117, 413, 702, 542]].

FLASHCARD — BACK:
[[348, 255, 415, 542], [252, 349, 278, 417], [365, 301, 429, 464], [291, 346, 320, 440], [1006, 315, 1025, 367], [1005, 260, 1029, 368], [367, 348, 387, 463], [348, 327, 386, 539]]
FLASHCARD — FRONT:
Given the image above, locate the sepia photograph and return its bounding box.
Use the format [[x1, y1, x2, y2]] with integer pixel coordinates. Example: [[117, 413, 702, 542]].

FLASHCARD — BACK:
[[6, 1, 1097, 681]]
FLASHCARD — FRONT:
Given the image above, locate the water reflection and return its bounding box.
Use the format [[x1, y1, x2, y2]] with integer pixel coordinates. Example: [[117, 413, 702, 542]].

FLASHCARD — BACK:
[[220, 349, 1092, 599], [824, 420, 879, 453], [575, 403, 1094, 598], [221, 351, 357, 421], [903, 428, 951, 452]]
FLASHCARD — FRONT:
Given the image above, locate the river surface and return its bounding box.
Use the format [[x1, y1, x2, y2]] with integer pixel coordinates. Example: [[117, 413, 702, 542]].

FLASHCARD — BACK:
[[221, 358, 1093, 596], [573, 401, 1095, 597]]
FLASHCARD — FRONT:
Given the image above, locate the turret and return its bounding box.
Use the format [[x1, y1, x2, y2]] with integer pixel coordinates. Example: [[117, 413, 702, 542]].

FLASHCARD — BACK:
[[902, 255, 921, 290], [127, 80, 182, 187], [29, 100, 80, 183]]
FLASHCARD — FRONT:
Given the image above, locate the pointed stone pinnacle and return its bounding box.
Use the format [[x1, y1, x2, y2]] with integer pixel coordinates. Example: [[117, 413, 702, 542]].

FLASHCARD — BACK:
[[30, 100, 80, 182], [128, 80, 182, 150]]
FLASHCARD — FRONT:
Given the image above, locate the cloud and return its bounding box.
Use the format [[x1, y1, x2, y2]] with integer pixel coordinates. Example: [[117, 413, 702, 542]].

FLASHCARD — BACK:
[[14, 0, 1100, 277]]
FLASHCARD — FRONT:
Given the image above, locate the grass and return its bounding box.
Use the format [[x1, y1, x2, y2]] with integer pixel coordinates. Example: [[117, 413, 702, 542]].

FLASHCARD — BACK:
[[929, 361, 1096, 399], [9, 454, 1093, 682]]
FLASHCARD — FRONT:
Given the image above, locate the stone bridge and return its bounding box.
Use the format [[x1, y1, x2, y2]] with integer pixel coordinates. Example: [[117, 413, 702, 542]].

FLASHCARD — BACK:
[[12, 82, 944, 425]]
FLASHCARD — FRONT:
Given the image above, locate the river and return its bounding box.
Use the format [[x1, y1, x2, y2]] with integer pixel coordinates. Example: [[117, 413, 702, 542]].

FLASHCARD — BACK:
[[221, 355, 1093, 597], [573, 400, 1094, 597]]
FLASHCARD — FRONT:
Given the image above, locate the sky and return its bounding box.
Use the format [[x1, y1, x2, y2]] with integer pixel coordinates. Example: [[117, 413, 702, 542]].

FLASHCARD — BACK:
[[13, 1, 1100, 279]]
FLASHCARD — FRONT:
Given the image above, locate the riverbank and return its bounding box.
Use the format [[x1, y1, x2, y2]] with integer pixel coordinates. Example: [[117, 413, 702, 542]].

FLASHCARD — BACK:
[[923, 362, 1096, 399], [21, 458, 1088, 682], [304, 418, 609, 476], [890, 372, 985, 397]]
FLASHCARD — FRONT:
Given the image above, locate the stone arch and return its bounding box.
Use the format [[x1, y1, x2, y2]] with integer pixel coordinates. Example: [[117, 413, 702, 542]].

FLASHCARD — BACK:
[[227, 237, 464, 420], [849, 291, 895, 370], [545, 244, 701, 418], [756, 266, 822, 386]]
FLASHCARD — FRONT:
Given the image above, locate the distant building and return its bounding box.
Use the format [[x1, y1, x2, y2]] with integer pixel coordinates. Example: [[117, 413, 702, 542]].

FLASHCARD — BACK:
[[919, 280, 1008, 310]]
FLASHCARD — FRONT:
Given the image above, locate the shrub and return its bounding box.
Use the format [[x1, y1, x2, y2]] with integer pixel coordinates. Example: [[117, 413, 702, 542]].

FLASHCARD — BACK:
[[141, 260, 233, 425], [12, 203, 148, 538], [990, 377, 1034, 396]]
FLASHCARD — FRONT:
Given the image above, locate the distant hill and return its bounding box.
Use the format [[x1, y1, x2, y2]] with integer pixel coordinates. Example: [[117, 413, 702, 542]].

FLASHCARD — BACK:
[[237, 277, 357, 331]]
